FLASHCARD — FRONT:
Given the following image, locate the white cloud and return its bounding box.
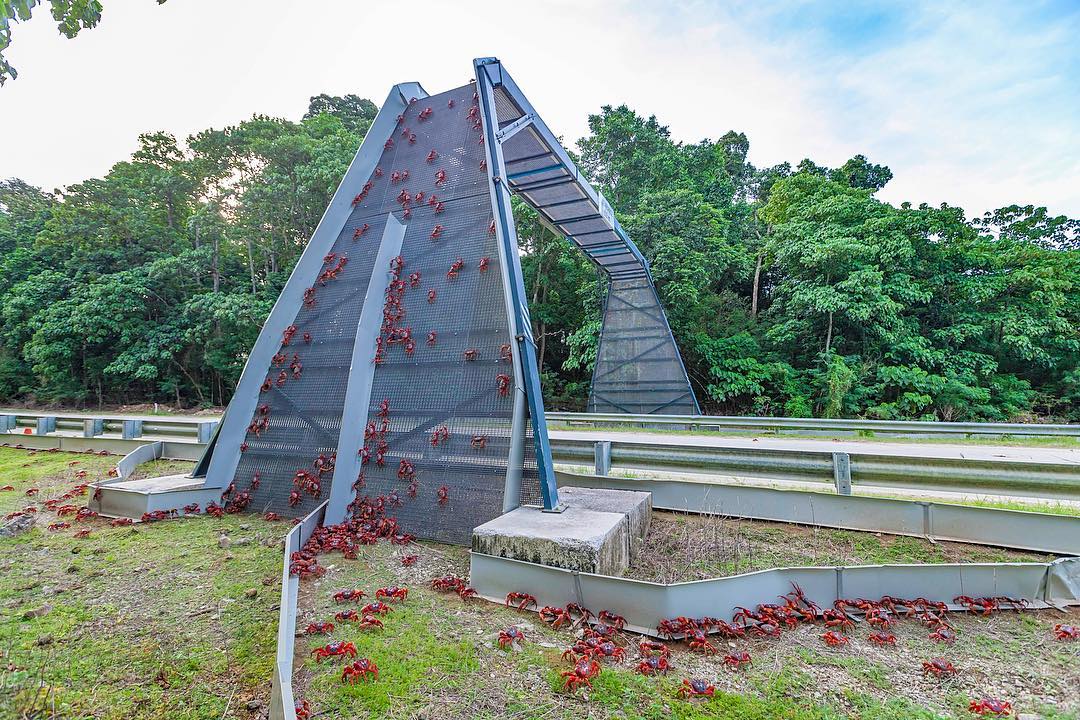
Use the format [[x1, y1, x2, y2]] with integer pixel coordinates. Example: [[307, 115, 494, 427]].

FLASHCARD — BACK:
[[0, 0, 1076, 218]]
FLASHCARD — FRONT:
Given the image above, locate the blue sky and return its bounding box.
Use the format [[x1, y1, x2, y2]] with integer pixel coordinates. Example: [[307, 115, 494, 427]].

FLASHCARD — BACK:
[[1, 0, 1077, 218]]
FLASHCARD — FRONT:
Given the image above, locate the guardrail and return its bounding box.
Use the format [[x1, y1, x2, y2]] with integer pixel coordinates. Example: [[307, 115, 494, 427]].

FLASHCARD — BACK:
[[0, 410, 217, 443], [270, 501, 327, 720], [548, 411, 1080, 439], [4, 411, 1079, 500], [550, 438, 1080, 500]]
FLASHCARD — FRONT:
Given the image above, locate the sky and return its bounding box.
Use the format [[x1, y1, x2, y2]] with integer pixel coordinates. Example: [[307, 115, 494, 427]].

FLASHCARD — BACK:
[[1, 0, 1078, 219]]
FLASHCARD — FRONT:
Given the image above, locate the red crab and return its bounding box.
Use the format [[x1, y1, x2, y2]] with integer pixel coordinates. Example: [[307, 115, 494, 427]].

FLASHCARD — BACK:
[[506, 592, 537, 611], [464, 348, 479, 361], [496, 373, 511, 396], [457, 586, 478, 601], [73, 528, 91, 539], [498, 626, 526, 649], [0, 485, 13, 491], [431, 575, 466, 592], [1053, 624, 1079, 641], [539, 606, 572, 629], [437, 485, 449, 505], [560, 656, 601, 693], [304, 622, 334, 635], [295, 699, 312, 719], [821, 631, 850, 647], [868, 631, 897, 646], [471, 435, 487, 450], [592, 641, 626, 662], [401, 554, 418, 566], [930, 626, 957, 644], [638, 640, 671, 658], [434, 169, 447, 185], [333, 589, 365, 603], [288, 490, 302, 507], [447, 257, 464, 280], [341, 658, 378, 683], [48, 522, 71, 531], [478, 256, 490, 272], [110, 518, 134, 527], [637, 654, 671, 675], [25, 488, 39, 497], [357, 614, 384, 631], [955, 596, 997, 616], [430, 224, 444, 240], [597, 610, 626, 629], [375, 586, 408, 603], [311, 641, 357, 663], [426, 149, 438, 163], [723, 651, 752, 670], [688, 630, 718, 655], [361, 601, 393, 616], [334, 609, 359, 623], [968, 698, 1012, 716], [183, 503, 200, 515], [264, 512, 282, 522], [427, 289, 437, 303], [922, 658, 958, 678], [677, 678, 715, 699]]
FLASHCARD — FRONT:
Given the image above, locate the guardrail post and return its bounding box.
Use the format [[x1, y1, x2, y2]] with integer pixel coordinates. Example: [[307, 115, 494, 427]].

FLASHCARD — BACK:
[[832, 452, 852, 495], [0, 414, 15, 432], [83, 419, 104, 438], [196, 421, 218, 444], [594, 441, 612, 476], [35, 417, 56, 435], [121, 419, 143, 440]]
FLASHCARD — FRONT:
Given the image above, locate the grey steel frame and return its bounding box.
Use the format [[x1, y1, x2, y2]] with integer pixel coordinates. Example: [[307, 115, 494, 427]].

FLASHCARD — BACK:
[[193, 81, 426, 495], [469, 58, 697, 417]]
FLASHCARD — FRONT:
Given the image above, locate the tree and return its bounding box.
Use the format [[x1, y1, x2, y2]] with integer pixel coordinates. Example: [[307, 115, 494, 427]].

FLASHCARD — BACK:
[[1, 0, 166, 85]]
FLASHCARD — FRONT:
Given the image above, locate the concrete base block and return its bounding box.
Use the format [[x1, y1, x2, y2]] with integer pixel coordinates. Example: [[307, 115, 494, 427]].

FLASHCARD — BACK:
[[472, 487, 651, 575]]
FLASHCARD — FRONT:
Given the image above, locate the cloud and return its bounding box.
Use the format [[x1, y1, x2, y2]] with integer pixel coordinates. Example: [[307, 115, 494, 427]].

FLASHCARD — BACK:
[[0, 0, 1076, 218]]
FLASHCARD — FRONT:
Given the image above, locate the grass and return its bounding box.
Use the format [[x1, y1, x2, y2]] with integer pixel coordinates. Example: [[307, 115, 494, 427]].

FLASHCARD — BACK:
[[626, 512, 1051, 583], [2, 446, 1078, 720], [0, 447, 283, 719]]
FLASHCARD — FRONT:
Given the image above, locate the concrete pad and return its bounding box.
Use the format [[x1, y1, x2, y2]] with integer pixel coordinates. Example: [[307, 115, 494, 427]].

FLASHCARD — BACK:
[[472, 486, 653, 575], [558, 486, 652, 560]]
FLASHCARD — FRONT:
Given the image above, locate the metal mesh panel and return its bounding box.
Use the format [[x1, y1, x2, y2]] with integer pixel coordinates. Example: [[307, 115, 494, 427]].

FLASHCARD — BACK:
[[589, 278, 697, 415], [225, 84, 538, 534]]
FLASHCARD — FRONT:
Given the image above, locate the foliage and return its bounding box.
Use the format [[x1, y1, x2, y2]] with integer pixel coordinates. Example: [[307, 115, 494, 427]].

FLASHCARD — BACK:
[[0, 94, 1076, 420], [0, 0, 166, 85]]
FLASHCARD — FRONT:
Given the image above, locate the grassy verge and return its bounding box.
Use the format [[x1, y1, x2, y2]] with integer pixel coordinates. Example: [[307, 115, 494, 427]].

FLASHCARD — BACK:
[[0, 447, 282, 719]]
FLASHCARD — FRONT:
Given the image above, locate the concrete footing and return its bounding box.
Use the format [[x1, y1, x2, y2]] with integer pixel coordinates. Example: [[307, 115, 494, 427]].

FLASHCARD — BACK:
[[471, 487, 651, 575]]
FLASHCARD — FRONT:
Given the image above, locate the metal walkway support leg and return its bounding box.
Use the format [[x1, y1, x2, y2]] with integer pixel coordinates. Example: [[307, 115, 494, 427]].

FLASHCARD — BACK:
[[476, 58, 561, 512]]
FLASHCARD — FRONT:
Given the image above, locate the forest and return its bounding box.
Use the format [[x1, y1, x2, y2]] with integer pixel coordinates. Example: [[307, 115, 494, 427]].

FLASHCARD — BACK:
[[0, 93, 1077, 420]]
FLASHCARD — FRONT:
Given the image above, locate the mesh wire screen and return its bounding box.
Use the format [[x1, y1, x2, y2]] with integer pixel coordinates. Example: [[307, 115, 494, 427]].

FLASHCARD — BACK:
[[227, 83, 538, 543], [588, 278, 697, 415]]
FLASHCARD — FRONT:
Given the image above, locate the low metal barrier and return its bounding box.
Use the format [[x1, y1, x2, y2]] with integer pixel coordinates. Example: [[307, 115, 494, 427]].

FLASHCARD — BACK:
[[548, 411, 1080, 439], [270, 501, 327, 720], [470, 552, 1080, 639]]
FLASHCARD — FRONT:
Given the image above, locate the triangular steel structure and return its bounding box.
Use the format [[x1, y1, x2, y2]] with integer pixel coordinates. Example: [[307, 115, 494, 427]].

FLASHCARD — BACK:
[[190, 59, 695, 543]]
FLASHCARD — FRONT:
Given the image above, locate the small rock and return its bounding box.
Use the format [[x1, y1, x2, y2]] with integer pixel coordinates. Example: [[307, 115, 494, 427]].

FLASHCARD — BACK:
[[261, 576, 276, 586], [23, 605, 51, 619], [34, 635, 53, 646], [239, 524, 251, 531], [1017, 715, 1041, 720], [65, 565, 79, 574], [245, 700, 261, 712], [244, 588, 258, 599], [70, 546, 81, 554], [233, 537, 251, 546], [218, 534, 231, 549], [225, 552, 234, 561]]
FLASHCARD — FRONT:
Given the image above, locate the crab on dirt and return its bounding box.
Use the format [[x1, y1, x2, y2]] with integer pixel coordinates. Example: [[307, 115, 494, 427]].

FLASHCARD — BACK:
[[637, 655, 671, 675], [295, 700, 312, 719], [401, 554, 419, 567], [930, 626, 958, 644], [539, 606, 572, 629], [968, 698, 1012, 716], [868, 631, 897, 646], [591, 641, 626, 662], [638, 640, 671, 659], [1053, 624, 1079, 641], [498, 626, 526, 649], [560, 656, 601, 693], [341, 658, 379, 683], [677, 678, 715, 699], [375, 586, 408, 603], [431, 575, 466, 592], [334, 609, 360, 623], [333, 589, 365, 603], [311, 641, 357, 663], [361, 601, 393, 616], [821, 631, 850, 647], [687, 629, 718, 655], [505, 592, 537, 611], [304, 622, 334, 635], [723, 651, 752, 670], [922, 658, 958, 678]]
